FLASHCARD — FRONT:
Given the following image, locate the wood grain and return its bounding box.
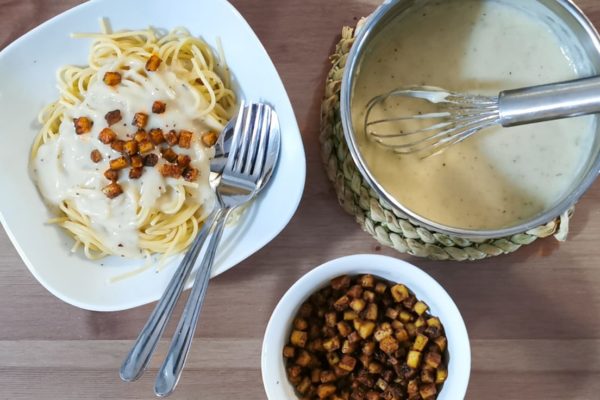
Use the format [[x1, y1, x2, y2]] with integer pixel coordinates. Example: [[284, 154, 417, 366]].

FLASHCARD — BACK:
[[1, 0, 600, 399]]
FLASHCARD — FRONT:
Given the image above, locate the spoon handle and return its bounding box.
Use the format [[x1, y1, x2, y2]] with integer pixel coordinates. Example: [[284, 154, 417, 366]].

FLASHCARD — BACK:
[[499, 76, 600, 127], [119, 207, 222, 382], [154, 207, 233, 397]]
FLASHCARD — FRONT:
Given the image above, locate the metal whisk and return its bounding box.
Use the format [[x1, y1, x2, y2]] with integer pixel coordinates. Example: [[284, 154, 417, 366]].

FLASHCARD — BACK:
[[364, 76, 600, 157]]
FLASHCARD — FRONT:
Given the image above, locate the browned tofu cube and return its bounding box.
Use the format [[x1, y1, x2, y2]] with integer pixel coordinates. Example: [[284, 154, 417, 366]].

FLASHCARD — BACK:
[[347, 285, 363, 299], [358, 274, 375, 288], [379, 336, 399, 354], [333, 295, 349, 312], [98, 128, 117, 144], [102, 182, 123, 199], [347, 331, 361, 344], [161, 147, 178, 163], [343, 311, 358, 321], [282, 345, 295, 359], [123, 140, 138, 156], [433, 336, 447, 352], [290, 330, 308, 348], [391, 284, 409, 302], [201, 131, 218, 147], [331, 275, 351, 290], [134, 129, 149, 143], [421, 367, 435, 384], [104, 109, 122, 126], [407, 379, 419, 396], [322, 337, 341, 352], [165, 129, 179, 146], [177, 154, 191, 168], [385, 307, 399, 320], [149, 128, 165, 144], [368, 361, 383, 374], [295, 377, 311, 395], [354, 320, 376, 339], [152, 101, 166, 114], [396, 328, 410, 343], [436, 366, 448, 384], [103, 71, 122, 86], [336, 321, 352, 337], [324, 312, 337, 328], [362, 341, 376, 356], [364, 303, 378, 321], [374, 323, 392, 342], [363, 290, 376, 303], [104, 169, 119, 182], [90, 149, 102, 163], [178, 130, 193, 148], [326, 352, 339, 366], [413, 333, 429, 352], [138, 140, 155, 154], [374, 282, 387, 294], [424, 351, 442, 369], [132, 112, 149, 129], [320, 370, 336, 383], [145, 54, 162, 71], [310, 368, 322, 384], [419, 383, 437, 399], [316, 384, 336, 399], [109, 156, 128, 170], [293, 318, 308, 331], [129, 167, 143, 180], [341, 340, 356, 355], [413, 301, 429, 316], [182, 167, 198, 182], [111, 140, 125, 153], [406, 350, 422, 369], [295, 350, 312, 367], [350, 298, 366, 313], [130, 155, 143, 169], [338, 355, 356, 372], [159, 163, 182, 178], [74, 117, 93, 135], [143, 153, 159, 167]]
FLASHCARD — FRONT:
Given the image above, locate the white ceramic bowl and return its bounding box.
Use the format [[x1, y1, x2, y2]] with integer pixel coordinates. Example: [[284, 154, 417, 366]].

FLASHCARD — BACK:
[[0, 0, 305, 311], [261, 254, 470, 399]]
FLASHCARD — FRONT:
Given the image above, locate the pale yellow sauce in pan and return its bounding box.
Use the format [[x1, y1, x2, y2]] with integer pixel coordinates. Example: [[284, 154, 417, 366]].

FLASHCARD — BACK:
[[352, 0, 596, 230]]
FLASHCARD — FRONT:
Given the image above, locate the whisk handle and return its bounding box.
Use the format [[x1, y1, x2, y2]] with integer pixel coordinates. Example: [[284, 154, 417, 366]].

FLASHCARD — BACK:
[[498, 76, 600, 127]]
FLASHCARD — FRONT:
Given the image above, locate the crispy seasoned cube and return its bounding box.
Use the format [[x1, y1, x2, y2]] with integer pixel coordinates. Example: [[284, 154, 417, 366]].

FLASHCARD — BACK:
[[283, 345, 295, 358], [333, 295, 350, 312], [165, 129, 179, 146], [338, 355, 356, 372], [290, 330, 308, 348], [310, 368, 322, 384], [145, 54, 162, 71], [104, 109, 122, 126], [379, 336, 399, 354], [182, 167, 199, 182], [364, 303, 378, 321], [374, 282, 387, 294], [98, 128, 117, 144], [424, 325, 442, 339], [143, 153, 159, 167], [405, 322, 417, 338], [103, 71, 122, 86], [109, 156, 128, 170], [413, 301, 429, 316], [419, 383, 437, 399], [427, 317, 442, 328], [161, 147, 178, 163], [129, 167, 143, 180], [324, 312, 337, 328], [138, 140, 155, 154], [375, 378, 388, 391], [152, 100, 166, 114], [177, 154, 191, 168], [178, 130, 193, 148], [341, 340, 355, 355], [343, 310, 358, 321], [90, 149, 102, 163], [201, 131, 218, 147], [347, 331, 361, 344], [358, 274, 375, 288], [322, 337, 341, 352], [149, 128, 165, 144], [362, 341, 376, 356], [316, 384, 336, 399], [424, 351, 442, 369], [159, 163, 182, 178], [374, 323, 392, 342], [336, 321, 352, 337], [403, 295, 417, 309], [385, 307, 399, 320], [132, 112, 149, 129], [294, 318, 308, 331], [331, 275, 351, 290], [354, 320, 376, 339], [421, 367, 435, 384], [104, 169, 119, 182], [368, 361, 383, 374], [363, 290, 376, 303], [320, 370, 336, 383], [415, 317, 426, 330], [288, 365, 302, 381], [407, 379, 419, 396], [326, 352, 339, 366], [130, 155, 143, 169], [295, 377, 311, 395], [102, 182, 123, 199], [399, 311, 413, 323], [391, 320, 404, 331], [350, 298, 366, 313], [391, 284, 409, 302], [436, 366, 448, 384], [111, 140, 125, 153], [74, 117, 93, 134], [433, 336, 447, 352], [413, 333, 429, 352], [134, 129, 149, 142], [295, 350, 312, 367], [406, 350, 422, 369], [347, 285, 363, 299], [123, 140, 138, 156]]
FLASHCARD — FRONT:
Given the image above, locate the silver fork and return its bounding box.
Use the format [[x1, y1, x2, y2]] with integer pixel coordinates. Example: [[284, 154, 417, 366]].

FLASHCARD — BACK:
[[154, 102, 279, 397]]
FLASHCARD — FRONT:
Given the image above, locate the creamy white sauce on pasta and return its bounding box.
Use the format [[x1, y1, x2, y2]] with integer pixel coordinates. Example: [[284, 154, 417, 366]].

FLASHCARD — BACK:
[[352, 0, 596, 230], [33, 59, 220, 257]]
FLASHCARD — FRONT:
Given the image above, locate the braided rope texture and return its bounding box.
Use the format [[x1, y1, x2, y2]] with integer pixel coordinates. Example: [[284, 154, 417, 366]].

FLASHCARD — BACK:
[[319, 25, 573, 261]]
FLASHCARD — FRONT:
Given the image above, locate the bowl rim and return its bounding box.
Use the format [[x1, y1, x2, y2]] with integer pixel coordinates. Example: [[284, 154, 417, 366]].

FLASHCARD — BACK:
[[340, 0, 600, 239], [261, 254, 471, 400]]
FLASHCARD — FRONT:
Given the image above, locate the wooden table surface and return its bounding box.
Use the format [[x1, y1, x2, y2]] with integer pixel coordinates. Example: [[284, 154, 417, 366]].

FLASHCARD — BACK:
[[1, 0, 600, 399]]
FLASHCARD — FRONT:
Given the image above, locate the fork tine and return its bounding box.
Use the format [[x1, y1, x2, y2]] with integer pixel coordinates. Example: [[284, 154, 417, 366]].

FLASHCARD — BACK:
[[234, 103, 261, 174], [224, 101, 248, 173], [251, 105, 272, 179], [241, 104, 265, 175]]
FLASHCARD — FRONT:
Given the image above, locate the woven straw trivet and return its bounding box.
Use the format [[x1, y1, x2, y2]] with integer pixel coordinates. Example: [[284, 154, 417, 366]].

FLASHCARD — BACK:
[[319, 24, 573, 261]]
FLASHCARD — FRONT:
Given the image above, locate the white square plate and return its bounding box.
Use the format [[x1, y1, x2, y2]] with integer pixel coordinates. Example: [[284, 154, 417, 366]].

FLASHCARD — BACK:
[[0, 0, 305, 311]]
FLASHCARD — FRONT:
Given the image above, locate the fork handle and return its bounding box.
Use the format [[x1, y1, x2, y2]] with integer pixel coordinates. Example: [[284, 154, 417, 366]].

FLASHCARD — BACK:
[[154, 206, 234, 397], [499, 76, 600, 127], [119, 207, 222, 382]]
